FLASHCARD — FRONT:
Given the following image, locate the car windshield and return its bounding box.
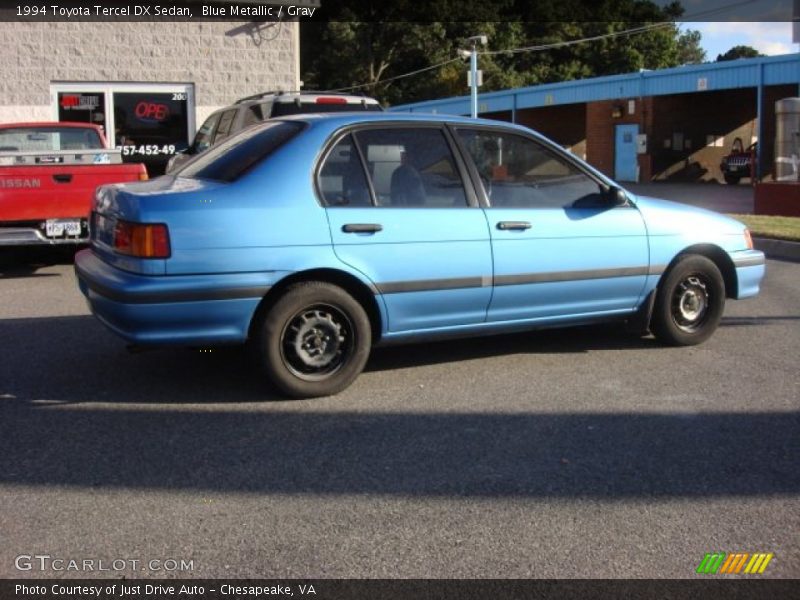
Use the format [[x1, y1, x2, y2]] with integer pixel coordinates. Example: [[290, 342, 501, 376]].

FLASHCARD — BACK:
[[178, 121, 305, 182], [0, 127, 104, 152]]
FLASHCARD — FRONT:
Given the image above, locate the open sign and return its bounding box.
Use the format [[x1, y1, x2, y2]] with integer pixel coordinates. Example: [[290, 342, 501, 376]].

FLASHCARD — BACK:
[[135, 101, 170, 122], [60, 95, 80, 108]]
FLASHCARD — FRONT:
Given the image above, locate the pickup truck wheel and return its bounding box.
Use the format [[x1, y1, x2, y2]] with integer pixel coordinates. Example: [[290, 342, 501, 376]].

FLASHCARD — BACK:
[[651, 255, 725, 346], [723, 174, 741, 185], [251, 282, 371, 398]]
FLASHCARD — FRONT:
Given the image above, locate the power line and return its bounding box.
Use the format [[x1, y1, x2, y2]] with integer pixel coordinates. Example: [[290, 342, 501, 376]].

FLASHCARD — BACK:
[[323, 57, 463, 93], [480, 22, 675, 57]]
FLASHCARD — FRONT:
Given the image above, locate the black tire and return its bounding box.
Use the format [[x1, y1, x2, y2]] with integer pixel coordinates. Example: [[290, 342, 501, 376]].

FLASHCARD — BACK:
[[250, 282, 372, 398], [651, 255, 725, 346], [723, 173, 741, 185]]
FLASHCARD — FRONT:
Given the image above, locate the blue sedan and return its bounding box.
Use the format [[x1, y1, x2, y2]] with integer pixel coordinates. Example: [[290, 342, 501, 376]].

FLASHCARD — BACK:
[[75, 113, 765, 398]]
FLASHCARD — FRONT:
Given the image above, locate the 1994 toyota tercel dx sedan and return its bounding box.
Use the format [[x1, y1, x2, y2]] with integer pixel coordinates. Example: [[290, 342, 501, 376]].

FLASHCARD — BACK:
[[76, 113, 766, 398]]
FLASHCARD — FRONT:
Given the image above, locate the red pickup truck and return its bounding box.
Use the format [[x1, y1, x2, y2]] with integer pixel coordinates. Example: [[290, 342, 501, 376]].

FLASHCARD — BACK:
[[0, 122, 147, 246]]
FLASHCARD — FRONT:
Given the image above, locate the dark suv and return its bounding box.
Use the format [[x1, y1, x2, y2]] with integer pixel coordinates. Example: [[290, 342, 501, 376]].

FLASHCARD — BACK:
[[166, 91, 382, 173], [720, 138, 756, 185]]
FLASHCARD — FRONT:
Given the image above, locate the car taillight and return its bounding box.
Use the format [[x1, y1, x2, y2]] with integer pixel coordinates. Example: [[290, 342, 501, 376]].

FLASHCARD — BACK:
[[744, 229, 753, 250], [139, 172, 149, 181], [315, 97, 348, 104], [113, 220, 170, 258]]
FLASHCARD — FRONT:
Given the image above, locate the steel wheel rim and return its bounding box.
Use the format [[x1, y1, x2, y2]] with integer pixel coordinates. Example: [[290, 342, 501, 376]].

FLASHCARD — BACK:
[[280, 303, 354, 381], [671, 273, 711, 333]]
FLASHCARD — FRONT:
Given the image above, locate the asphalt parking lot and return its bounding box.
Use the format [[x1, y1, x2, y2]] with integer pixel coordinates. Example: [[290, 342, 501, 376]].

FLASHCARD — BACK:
[[0, 248, 798, 579]]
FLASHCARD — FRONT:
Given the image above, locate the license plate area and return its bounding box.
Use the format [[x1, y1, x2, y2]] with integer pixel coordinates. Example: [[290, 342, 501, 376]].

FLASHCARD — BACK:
[[45, 219, 82, 237]]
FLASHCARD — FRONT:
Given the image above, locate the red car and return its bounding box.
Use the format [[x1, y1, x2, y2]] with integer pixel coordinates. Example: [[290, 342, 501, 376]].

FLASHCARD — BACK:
[[0, 122, 147, 246]]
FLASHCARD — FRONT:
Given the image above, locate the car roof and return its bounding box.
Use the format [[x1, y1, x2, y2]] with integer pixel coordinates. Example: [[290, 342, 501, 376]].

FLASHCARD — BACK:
[[273, 111, 535, 133]]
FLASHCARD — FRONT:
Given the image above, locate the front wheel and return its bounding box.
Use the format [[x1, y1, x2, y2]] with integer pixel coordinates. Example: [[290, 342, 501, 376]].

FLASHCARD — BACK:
[[251, 282, 372, 398], [651, 255, 726, 346]]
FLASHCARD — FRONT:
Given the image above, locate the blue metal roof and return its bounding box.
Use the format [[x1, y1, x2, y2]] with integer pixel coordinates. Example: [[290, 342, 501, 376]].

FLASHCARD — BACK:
[[389, 53, 800, 115]]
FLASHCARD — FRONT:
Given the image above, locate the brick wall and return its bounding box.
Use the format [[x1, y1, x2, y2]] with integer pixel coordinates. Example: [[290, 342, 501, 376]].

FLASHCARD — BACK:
[[585, 99, 646, 179], [582, 86, 797, 183], [649, 90, 755, 182], [516, 104, 587, 159], [647, 85, 796, 182], [0, 20, 299, 123]]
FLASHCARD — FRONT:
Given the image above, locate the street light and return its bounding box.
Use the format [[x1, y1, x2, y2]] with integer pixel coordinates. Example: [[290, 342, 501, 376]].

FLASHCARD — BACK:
[[460, 35, 487, 118]]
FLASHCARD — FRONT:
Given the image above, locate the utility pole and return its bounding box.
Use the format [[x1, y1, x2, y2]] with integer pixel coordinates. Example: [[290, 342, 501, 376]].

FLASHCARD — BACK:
[[461, 35, 487, 118]]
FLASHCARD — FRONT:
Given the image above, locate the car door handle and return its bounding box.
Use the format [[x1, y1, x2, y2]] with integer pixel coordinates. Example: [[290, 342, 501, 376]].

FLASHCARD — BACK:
[[496, 221, 531, 231], [52, 174, 73, 183], [342, 223, 383, 233]]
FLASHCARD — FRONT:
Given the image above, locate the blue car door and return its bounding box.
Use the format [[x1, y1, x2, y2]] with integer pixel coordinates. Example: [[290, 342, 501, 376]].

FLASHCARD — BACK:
[[321, 125, 493, 333], [453, 126, 650, 323]]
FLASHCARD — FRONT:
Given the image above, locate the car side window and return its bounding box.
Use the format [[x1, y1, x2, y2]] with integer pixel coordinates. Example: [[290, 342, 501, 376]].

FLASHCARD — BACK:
[[243, 102, 272, 127], [457, 129, 604, 209], [213, 109, 238, 144], [354, 128, 468, 208], [318, 135, 372, 207], [193, 113, 222, 153]]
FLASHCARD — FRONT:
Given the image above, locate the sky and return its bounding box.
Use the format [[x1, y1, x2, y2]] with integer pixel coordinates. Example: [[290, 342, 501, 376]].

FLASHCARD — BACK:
[[682, 22, 797, 60]]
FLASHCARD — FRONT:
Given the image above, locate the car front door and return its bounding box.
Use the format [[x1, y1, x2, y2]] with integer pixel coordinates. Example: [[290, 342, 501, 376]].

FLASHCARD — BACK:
[[322, 126, 493, 333], [454, 126, 650, 323]]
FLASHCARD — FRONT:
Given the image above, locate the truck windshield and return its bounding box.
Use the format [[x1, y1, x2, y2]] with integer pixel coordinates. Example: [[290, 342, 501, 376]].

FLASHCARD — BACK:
[[0, 127, 104, 152]]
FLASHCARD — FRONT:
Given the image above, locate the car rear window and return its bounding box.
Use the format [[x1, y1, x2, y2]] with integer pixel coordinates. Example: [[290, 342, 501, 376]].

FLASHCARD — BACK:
[[178, 121, 304, 182], [0, 127, 104, 152], [271, 101, 382, 117]]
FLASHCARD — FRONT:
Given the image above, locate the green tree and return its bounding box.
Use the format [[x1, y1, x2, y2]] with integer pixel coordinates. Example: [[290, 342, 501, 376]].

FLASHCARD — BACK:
[[301, 0, 700, 106], [676, 28, 706, 64], [716, 45, 763, 62]]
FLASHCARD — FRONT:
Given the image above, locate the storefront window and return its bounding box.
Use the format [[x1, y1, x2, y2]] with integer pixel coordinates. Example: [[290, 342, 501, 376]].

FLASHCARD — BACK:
[[53, 83, 194, 177], [57, 92, 106, 132], [113, 91, 189, 176]]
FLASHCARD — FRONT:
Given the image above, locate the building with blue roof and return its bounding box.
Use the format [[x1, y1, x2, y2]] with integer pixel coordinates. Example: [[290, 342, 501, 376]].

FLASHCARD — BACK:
[[390, 53, 800, 184]]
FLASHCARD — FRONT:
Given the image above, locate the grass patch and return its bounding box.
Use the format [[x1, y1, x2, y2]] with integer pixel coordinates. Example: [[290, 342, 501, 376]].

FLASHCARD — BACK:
[[727, 214, 800, 243]]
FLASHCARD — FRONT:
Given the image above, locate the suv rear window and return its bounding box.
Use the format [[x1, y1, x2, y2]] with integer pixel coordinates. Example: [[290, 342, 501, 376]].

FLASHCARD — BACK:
[[178, 121, 304, 182], [271, 101, 382, 117]]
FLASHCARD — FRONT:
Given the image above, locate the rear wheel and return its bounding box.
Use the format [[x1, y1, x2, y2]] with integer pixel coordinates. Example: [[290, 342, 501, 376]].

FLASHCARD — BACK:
[[251, 282, 371, 398], [651, 255, 725, 346]]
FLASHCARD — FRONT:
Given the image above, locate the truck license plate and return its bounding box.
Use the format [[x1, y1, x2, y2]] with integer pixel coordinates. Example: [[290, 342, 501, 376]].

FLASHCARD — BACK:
[[45, 219, 81, 236]]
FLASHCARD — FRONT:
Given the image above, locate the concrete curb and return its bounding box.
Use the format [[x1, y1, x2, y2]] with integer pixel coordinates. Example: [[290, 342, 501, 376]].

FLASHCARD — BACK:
[[753, 237, 800, 262]]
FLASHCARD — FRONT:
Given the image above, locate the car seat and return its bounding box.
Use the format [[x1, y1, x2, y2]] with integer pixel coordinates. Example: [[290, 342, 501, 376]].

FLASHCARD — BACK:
[[390, 163, 426, 206]]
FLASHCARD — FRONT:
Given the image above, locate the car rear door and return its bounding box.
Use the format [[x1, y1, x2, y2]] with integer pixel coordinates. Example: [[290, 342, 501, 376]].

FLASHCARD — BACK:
[[453, 126, 650, 323], [322, 125, 493, 333]]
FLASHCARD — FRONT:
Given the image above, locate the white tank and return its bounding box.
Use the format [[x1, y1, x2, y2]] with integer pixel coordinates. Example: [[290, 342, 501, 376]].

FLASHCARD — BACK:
[[775, 97, 800, 182]]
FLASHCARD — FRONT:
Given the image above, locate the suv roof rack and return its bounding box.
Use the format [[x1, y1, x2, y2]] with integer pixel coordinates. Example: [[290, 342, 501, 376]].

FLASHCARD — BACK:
[[234, 90, 375, 104], [234, 91, 286, 104]]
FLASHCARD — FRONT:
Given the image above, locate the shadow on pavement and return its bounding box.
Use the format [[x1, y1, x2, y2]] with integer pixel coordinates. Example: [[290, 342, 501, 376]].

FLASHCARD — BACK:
[[0, 315, 665, 406], [0, 247, 79, 278], [0, 397, 797, 498], [0, 315, 797, 498]]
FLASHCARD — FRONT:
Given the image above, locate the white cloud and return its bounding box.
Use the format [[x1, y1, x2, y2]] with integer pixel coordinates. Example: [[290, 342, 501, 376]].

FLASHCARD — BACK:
[[682, 21, 796, 59]]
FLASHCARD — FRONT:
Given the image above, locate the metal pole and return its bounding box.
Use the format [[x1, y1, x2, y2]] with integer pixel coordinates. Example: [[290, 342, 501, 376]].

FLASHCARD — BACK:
[[756, 61, 764, 182], [470, 42, 478, 119]]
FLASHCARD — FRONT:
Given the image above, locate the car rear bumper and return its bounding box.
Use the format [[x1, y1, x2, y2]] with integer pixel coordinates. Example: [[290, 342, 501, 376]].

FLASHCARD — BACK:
[[0, 226, 87, 246], [731, 249, 766, 299], [75, 249, 282, 345]]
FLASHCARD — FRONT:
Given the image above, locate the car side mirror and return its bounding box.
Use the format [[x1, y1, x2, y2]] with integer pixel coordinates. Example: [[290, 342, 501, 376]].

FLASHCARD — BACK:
[[606, 186, 629, 207]]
